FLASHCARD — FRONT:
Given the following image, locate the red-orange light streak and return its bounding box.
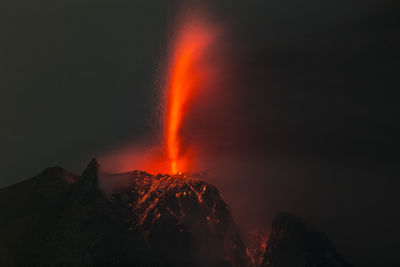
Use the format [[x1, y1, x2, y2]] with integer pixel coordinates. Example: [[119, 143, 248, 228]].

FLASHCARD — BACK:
[[164, 17, 216, 174]]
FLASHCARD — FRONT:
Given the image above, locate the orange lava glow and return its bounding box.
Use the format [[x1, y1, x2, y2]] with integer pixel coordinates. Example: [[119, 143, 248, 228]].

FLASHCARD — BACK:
[[164, 14, 218, 174], [100, 10, 223, 176]]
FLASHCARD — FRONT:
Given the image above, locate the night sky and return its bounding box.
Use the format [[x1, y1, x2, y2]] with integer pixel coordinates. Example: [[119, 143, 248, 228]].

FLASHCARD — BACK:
[[1, 0, 399, 266]]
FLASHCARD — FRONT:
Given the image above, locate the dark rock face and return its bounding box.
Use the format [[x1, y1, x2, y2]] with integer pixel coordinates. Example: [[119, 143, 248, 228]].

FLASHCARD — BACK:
[[0, 160, 354, 267], [124, 172, 250, 266], [260, 213, 354, 267], [0, 167, 78, 266], [0, 161, 151, 266], [0, 160, 250, 266]]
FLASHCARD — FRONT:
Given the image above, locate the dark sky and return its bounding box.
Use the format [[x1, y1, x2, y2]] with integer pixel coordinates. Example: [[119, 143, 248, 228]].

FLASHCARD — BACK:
[[1, 0, 399, 266]]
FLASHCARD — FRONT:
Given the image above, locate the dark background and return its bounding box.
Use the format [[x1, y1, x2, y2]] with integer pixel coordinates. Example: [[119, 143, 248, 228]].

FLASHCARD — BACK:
[[1, 0, 399, 266]]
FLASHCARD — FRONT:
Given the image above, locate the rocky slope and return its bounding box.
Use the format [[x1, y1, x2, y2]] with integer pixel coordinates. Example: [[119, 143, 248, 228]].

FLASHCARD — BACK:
[[0, 159, 250, 266], [0, 159, 353, 267], [260, 213, 353, 267]]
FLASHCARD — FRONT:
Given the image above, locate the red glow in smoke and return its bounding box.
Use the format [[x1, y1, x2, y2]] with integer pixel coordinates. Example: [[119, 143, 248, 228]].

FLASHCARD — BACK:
[[164, 15, 219, 174], [101, 10, 225, 176]]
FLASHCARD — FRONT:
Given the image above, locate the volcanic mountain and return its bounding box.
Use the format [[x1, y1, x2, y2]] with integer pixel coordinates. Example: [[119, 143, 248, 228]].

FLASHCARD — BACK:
[[0, 159, 353, 267]]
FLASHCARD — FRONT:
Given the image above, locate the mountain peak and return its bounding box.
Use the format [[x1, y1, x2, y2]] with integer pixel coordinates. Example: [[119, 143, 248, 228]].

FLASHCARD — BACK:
[[113, 171, 252, 266], [73, 158, 101, 201], [84, 158, 100, 172], [0, 164, 354, 266], [261, 212, 354, 267]]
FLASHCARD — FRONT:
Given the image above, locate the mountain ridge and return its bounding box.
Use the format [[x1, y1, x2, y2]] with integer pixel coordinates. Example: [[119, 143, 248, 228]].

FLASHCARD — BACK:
[[0, 159, 354, 267]]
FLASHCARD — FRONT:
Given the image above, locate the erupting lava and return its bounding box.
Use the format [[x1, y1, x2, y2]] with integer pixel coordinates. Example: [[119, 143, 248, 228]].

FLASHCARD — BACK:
[[163, 13, 219, 174], [100, 10, 223, 176]]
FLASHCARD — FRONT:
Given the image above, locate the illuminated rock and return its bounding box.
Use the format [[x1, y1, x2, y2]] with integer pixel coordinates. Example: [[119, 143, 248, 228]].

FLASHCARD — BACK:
[[0, 160, 354, 267], [0, 160, 250, 266], [111, 169, 251, 266]]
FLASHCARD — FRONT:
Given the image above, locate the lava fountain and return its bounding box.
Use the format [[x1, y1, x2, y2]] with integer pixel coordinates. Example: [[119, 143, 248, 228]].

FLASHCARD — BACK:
[[163, 13, 220, 174], [100, 10, 224, 176]]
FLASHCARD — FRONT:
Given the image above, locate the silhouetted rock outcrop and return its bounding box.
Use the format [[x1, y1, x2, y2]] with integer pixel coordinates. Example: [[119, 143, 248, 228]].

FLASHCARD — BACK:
[[73, 158, 100, 201], [260, 212, 354, 267]]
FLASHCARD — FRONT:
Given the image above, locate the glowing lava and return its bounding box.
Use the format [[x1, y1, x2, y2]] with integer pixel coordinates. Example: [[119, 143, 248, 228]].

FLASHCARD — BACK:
[[164, 14, 218, 174], [100, 11, 223, 176]]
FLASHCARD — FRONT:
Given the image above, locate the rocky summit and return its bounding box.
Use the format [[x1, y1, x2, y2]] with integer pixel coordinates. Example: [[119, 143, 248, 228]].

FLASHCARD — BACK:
[[0, 159, 353, 267]]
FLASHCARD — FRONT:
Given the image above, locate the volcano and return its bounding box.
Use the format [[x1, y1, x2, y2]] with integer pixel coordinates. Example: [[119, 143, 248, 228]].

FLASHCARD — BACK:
[[0, 159, 353, 267]]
